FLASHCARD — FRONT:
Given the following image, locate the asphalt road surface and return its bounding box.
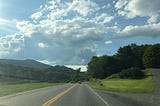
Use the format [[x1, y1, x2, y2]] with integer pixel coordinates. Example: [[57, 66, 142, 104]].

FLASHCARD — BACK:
[[0, 83, 146, 106]]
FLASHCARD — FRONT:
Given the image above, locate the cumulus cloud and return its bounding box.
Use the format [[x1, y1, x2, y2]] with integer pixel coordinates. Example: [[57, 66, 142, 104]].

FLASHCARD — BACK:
[[105, 40, 112, 44], [16, 21, 36, 37], [115, 0, 160, 23], [0, 34, 24, 57], [42, 0, 99, 20], [72, 0, 99, 16], [7, 0, 117, 65], [2, 0, 159, 65], [31, 12, 43, 20], [115, 0, 128, 9], [94, 13, 114, 24], [38, 42, 48, 48], [115, 23, 160, 38], [147, 15, 159, 24]]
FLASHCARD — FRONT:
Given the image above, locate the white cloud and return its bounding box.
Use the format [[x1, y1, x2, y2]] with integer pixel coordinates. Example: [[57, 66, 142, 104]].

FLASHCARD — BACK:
[[105, 40, 112, 44], [31, 12, 43, 19], [2, 0, 159, 65], [115, 0, 128, 9], [38, 60, 56, 66], [14, 47, 22, 52], [115, 23, 160, 38], [116, 0, 160, 20], [68, 0, 99, 16], [66, 65, 87, 72], [38, 42, 48, 48], [0, 34, 24, 57], [1, 0, 118, 65], [16, 21, 36, 37], [147, 15, 159, 24], [127, 0, 160, 16], [95, 13, 114, 24], [44, 0, 99, 20]]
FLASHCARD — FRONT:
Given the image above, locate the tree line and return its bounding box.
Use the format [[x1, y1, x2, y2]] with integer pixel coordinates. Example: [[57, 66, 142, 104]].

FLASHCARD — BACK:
[[0, 63, 87, 83], [87, 44, 160, 79]]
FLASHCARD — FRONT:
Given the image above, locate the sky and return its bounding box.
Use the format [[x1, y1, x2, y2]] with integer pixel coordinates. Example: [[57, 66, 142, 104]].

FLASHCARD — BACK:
[[0, 0, 160, 71]]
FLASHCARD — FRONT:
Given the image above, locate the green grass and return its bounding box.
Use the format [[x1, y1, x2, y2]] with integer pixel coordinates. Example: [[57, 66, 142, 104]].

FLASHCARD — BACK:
[[0, 83, 60, 96], [90, 69, 156, 93]]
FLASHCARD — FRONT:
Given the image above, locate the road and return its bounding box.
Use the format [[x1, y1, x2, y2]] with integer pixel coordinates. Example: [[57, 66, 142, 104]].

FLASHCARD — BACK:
[[0, 83, 145, 106]]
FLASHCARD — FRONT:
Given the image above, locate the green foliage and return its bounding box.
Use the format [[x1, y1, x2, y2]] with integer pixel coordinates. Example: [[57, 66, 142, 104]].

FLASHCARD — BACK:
[[74, 68, 81, 82], [88, 55, 120, 79], [143, 44, 160, 68], [88, 44, 150, 79], [118, 67, 145, 79], [117, 44, 148, 69], [0, 62, 87, 83]]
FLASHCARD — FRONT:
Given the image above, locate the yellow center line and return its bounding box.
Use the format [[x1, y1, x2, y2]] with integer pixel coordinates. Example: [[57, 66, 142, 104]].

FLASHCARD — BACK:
[[41, 84, 77, 106]]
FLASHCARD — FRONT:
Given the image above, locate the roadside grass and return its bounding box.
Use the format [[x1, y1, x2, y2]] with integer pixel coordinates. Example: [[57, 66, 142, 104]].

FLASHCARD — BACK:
[[90, 69, 156, 93], [0, 83, 60, 96]]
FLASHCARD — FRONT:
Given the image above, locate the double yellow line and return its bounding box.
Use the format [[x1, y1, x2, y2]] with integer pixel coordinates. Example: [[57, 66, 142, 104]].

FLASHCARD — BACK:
[[42, 85, 76, 106]]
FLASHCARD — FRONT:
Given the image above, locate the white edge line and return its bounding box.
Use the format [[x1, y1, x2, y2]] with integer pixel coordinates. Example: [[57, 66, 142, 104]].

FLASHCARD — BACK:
[[85, 84, 111, 106]]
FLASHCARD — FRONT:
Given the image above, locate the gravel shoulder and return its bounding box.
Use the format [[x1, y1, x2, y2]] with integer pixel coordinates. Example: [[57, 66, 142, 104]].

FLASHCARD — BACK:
[[151, 68, 160, 94]]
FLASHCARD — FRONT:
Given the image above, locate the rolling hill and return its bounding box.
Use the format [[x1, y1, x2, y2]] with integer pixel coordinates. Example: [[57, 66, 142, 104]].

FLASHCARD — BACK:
[[0, 59, 52, 69], [0, 59, 77, 83]]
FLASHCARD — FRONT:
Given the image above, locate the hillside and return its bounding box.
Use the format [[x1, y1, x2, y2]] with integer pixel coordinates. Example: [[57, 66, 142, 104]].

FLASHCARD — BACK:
[[0, 59, 52, 69], [0, 59, 77, 83], [90, 69, 156, 93]]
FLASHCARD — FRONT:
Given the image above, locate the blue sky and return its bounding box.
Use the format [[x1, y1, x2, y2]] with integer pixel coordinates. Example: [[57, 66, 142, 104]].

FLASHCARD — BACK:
[[0, 0, 160, 70]]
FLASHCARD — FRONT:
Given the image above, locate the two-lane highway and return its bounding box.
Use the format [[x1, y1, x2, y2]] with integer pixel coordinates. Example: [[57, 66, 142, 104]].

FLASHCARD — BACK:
[[0, 84, 108, 106], [0, 84, 144, 106], [47, 84, 108, 106], [0, 84, 74, 106]]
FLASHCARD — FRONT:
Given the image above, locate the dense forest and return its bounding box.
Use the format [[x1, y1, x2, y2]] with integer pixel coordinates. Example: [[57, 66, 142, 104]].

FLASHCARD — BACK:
[[0, 59, 87, 83], [87, 44, 160, 79]]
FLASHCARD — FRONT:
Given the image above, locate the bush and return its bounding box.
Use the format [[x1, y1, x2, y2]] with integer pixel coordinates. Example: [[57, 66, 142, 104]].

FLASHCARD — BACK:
[[119, 67, 145, 79]]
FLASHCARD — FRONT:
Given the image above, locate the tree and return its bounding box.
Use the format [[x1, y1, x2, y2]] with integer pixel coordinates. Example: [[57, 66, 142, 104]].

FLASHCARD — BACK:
[[143, 44, 160, 68], [87, 56, 99, 78], [117, 44, 148, 69], [87, 44, 158, 79], [88, 55, 120, 79], [74, 68, 81, 81], [117, 45, 134, 69]]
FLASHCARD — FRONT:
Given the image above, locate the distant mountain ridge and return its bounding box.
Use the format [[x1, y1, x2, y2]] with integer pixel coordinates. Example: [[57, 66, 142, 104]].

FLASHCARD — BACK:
[[0, 59, 77, 83], [0, 59, 53, 69]]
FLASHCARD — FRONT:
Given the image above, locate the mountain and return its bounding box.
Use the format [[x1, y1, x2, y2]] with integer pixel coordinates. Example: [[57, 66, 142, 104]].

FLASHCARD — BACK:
[[0, 59, 77, 83], [0, 59, 52, 69]]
